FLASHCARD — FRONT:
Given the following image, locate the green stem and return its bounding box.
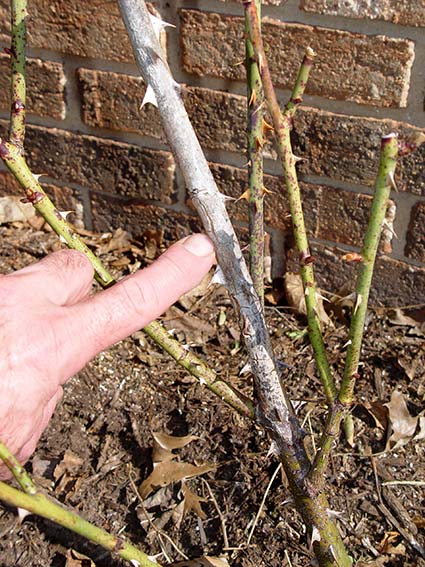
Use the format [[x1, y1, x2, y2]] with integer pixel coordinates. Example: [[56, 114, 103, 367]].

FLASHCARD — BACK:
[[144, 321, 254, 418], [309, 133, 398, 488], [0, 442, 36, 494], [244, 6, 351, 566], [9, 0, 27, 150], [340, 133, 398, 404], [245, 8, 336, 405], [0, 481, 161, 566], [246, 0, 265, 306]]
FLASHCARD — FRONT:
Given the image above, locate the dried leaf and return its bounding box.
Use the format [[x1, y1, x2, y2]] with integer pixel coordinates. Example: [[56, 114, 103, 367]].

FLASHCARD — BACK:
[[414, 416, 425, 441], [0, 196, 35, 224], [182, 484, 207, 520], [385, 390, 420, 450], [356, 558, 389, 567], [153, 432, 199, 451], [54, 450, 84, 481], [139, 462, 215, 499], [164, 306, 216, 345], [387, 308, 425, 335], [65, 549, 96, 567], [284, 272, 333, 327], [99, 228, 131, 254], [172, 557, 230, 567]]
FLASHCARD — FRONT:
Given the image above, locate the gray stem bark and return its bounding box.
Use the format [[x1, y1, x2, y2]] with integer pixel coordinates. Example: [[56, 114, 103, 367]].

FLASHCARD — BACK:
[[118, 0, 308, 475]]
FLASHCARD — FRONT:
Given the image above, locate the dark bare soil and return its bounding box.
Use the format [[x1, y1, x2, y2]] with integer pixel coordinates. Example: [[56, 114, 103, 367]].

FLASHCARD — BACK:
[[0, 221, 424, 567]]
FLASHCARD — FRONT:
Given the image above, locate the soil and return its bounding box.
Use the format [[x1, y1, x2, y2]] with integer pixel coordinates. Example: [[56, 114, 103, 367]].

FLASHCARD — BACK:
[[0, 220, 424, 567]]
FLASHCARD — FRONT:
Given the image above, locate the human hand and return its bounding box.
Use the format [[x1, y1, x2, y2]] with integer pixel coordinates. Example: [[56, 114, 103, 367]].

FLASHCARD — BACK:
[[0, 234, 215, 479]]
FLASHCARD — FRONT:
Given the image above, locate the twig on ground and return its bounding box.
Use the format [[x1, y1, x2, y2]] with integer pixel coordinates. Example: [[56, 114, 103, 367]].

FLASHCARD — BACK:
[[202, 478, 229, 551], [246, 462, 282, 545]]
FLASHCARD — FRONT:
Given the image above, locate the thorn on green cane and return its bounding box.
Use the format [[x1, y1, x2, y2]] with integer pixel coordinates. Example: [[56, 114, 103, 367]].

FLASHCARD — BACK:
[[387, 171, 398, 191], [354, 293, 362, 315]]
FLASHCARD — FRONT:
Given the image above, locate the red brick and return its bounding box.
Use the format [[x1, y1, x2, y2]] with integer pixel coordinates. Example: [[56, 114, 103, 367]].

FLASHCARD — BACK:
[[208, 162, 320, 234], [78, 69, 250, 154], [405, 202, 425, 263], [90, 191, 202, 243], [180, 9, 414, 108], [316, 186, 395, 250], [90, 191, 250, 249], [78, 68, 164, 141], [287, 243, 425, 305], [0, 0, 156, 62], [77, 70, 425, 197], [0, 121, 176, 203], [0, 55, 65, 120], [301, 0, 425, 28], [294, 108, 425, 196]]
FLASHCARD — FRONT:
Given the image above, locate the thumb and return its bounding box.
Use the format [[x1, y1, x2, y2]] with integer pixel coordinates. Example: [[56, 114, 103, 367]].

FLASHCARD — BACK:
[[60, 234, 215, 377]]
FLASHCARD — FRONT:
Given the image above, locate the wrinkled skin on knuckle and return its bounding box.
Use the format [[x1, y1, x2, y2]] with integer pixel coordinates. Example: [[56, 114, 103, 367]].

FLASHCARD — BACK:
[[118, 275, 159, 319]]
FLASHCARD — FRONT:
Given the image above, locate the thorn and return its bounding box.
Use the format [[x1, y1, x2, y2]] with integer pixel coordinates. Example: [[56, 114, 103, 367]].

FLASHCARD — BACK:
[[248, 89, 256, 106], [342, 339, 352, 349], [199, 376, 207, 386], [266, 441, 279, 458], [17, 507, 31, 523], [262, 119, 274, 133], [258, 52, 264, 73], [33, 172, 46, 182], [255, 135, 263, 150], [220, 192, 236, 203], [140, 84, 157, 109], [149, 14, 175, 41], [59, 234, 68, 244], [316, 291, 330, 303], [210, 265, 227, 287], [354, 293, 362, 315], [292, 154, 303, 163], [262, 186, 274, 196], [305, 287, 310, 297], [311, 525, 321, 546], [387, 170, 398, 191], [235, 188, 250, 202], [59, 210, 73, 220], [239, 361, 252, 375]]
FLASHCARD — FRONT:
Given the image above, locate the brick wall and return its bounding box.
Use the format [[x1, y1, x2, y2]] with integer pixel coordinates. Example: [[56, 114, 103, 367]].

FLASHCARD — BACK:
[[0, 0, 424, 305]]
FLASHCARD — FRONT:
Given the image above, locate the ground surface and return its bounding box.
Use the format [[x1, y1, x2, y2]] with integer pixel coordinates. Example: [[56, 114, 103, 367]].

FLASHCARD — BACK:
[[0, 221, 424, 567]]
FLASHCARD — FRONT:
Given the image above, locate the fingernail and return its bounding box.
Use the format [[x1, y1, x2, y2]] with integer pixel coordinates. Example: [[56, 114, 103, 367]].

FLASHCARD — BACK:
[[181, 234, 214, 257]]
